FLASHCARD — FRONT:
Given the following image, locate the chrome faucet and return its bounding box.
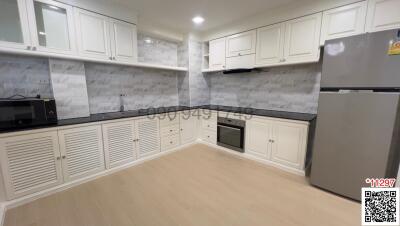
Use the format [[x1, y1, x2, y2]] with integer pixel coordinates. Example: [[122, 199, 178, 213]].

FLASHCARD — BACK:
[[119, 94, 127, 112]]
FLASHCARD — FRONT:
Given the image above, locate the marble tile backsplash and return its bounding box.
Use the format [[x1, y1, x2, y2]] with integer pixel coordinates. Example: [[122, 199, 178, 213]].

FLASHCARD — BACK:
[[85, 63, 179, 114], [189, 40, 210, 106], [208, 63, 322, 114], [0, 54, 52, 98], [137, 33, 178, 66], [49, 59, 90, 119]]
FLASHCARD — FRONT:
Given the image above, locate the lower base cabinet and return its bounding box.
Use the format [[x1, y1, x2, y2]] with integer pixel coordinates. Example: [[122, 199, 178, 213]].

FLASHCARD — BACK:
[[0, 131, 63, 200], [135, 118, 161, 158], [58, 125, 105, 182], [180, 111, 199, 145], [246, 117, 308, 170]]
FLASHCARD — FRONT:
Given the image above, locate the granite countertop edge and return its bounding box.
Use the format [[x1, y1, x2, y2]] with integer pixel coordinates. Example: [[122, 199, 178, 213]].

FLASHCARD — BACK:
[[0, 105, 317, 134]]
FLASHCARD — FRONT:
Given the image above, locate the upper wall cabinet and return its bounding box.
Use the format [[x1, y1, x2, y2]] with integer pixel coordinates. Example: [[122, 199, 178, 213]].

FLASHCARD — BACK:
[[110, 19, 138, 63], [366, 0, 400, 32], [0, 0, 31, 50], [284, 13, 322, 64], [225, 30, 256, 57], [209, 37, 226, 70], [256, 23, 285, 66], [320, 2, 367, 45], [26, 0, 76, 55], [74, 8, 111, 60]]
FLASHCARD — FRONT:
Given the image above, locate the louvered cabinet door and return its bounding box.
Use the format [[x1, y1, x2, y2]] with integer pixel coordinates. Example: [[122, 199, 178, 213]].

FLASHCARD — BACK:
[[102, 121, 136, 169], [58, 125, 105, 182], [135, 118, 160, 158], [0, 131, 63, 200]]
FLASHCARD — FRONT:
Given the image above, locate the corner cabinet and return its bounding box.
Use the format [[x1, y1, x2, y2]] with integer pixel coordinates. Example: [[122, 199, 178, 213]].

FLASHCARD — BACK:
[[320, 2, 367, 45], [366, 0, 400, 32], [58, 125, 105, 182], [0, 131, 63, 200], [283, 13, 322, 64], [246, 117, 309, 171]]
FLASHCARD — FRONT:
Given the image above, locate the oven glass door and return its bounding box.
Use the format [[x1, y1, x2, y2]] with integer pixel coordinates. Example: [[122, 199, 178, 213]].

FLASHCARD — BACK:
[[0, 101, 46, 129], [217, 124, 243, 149]]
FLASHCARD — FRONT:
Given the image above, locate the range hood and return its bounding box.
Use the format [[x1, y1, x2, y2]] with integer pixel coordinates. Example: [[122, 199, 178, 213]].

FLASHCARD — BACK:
[[223, 68, 254, 74]]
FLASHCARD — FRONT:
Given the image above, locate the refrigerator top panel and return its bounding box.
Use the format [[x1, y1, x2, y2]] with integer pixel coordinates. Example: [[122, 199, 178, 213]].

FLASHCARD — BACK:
[[321, 29, 400, 88]]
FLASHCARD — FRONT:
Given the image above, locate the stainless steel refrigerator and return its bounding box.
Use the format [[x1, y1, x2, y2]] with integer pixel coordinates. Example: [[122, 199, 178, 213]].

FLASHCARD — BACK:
[[310, 29, 400, 201]]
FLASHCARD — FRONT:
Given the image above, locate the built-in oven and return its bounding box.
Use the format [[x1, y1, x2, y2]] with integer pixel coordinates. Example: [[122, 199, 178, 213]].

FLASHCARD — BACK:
[[0, 98, 58, 131], [217, 117, 245, 152]]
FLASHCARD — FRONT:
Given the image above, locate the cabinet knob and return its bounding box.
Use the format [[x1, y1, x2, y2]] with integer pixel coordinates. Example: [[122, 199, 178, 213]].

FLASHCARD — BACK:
[[170, 130, 173, 132], [109, 57, 112, 60], [112, 57, 116, 60], [180, 129, 183, 131], [56, 156, 61, 160], [170, 141, 173, 144], [32, 46, 37, 51], [238, 53, 242, 56], [26, 46, 31, 50], [62, 155, 66, 159]]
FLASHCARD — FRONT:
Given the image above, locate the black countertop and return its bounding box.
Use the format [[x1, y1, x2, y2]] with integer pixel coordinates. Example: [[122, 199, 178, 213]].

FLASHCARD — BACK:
[[0, 105, 316, 134]]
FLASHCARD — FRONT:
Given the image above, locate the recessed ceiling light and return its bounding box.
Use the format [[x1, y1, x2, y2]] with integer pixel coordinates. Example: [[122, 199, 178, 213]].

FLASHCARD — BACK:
[[144, 38, 153, 44], [192, 16, 205, 25]]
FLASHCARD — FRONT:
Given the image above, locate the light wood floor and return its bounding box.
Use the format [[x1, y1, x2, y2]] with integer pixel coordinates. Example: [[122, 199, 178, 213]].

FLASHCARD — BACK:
[[4, 144, 361, 226]]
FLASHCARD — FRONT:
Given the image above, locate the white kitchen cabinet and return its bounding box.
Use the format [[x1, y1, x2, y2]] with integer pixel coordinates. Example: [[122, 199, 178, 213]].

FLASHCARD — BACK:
[[225, 30, 256, 57], [255, 23, 285, 66], [0, 0, 31, 50], [270, 121, 308, 170], [135, 118, 160, 158], [161, 134, 180, 151], [26, 0, 76, 55], [320, 2, 367, 45], [366, 0, 400, 32], [110, 19, 137, 63], [209, 37, 226, 70], [0, 131, 63, 200], [180, 111, 199, 144], [102, 121, 136, 169], [74, 8, 111, 60], [58, 125, 105, 182], [245, 119, 272, 159], [284, 13, 322, 64], [200, 111, 217, 144]]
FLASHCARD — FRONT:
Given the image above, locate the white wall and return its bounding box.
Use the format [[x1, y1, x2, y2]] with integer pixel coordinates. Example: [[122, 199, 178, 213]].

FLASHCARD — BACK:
[[201, 0, 362, 41]]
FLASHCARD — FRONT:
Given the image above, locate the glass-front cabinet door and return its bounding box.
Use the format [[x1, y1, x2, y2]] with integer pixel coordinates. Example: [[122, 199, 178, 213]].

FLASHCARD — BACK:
[[26, 0, 76, 55], [0, 0, 31, 50]]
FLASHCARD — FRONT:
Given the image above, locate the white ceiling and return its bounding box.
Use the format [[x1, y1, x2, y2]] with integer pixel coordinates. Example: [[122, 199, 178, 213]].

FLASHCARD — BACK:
[[113, 0, 301, 33]]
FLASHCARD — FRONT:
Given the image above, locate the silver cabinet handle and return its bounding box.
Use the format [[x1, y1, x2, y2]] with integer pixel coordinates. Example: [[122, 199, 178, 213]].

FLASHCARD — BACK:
[[109, 57, 112, 60], [32, 46, 37, 51], [170, 129, 173, 132], [62, 155, 66, 159], [170, 141, 173, 144], [56, 156, 61, 160], [26, 46, 31, 50], [113, 57, 116, 60], [238, 53, 242, 56]]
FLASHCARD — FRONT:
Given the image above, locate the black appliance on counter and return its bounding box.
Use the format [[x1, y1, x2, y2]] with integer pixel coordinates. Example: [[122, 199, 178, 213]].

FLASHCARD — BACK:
[[217, 117, 245, 152], [0, 98, 57, 131]]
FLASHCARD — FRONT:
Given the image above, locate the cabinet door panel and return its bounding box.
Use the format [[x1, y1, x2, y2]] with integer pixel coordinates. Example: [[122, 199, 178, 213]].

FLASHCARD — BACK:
[[180, 112, 198, 144], [271, 122, 307, 169], [226, 30, 256, 57], [256, 23, 285, 66], [0, 0, 31, 50], [209, 37, 226, 70], [27, 0, 76, 55], [102, 121, 136, 169], [366, 0, 400, 32], [284, 13, 322, 64], [135, 118, 160, 158], [58, 125, 105, 182], [321, 2, 367, 45], [111, 19, 137, 63], [74, 8, 111, 59], [0, 131, 62, 200], [246, 120, 271, 159]]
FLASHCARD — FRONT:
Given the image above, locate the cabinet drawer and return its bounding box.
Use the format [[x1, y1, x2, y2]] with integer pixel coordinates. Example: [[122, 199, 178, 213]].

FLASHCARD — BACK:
[[201, 129, 217, 144], [161, 134, 180, 151], [202, 119, 217, 131], [161, 124, 180, 137], [159, 114, 180, 127]]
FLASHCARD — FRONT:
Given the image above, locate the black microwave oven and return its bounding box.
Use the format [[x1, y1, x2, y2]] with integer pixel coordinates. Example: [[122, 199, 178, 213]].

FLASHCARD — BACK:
[[0, 99, 58, 131]]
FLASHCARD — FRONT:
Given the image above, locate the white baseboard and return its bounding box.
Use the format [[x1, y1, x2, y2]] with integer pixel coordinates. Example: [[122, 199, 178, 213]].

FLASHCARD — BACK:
[[198, 141, 306, 176]]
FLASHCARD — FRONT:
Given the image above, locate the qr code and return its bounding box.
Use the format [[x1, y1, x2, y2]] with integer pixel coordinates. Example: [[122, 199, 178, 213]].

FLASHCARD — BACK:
[[362, 188, 400, 225]]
